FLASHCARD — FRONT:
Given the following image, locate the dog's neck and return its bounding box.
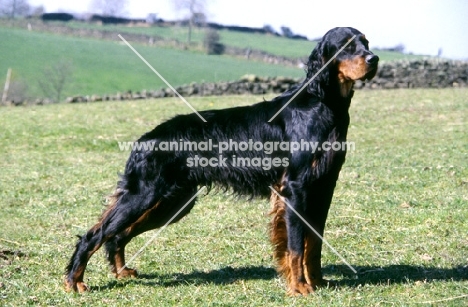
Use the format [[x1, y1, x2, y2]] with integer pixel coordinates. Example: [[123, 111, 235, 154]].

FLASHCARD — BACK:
[[336, 71, 356, 98], [322, 78, 354, 112], [338, 79, 355, 98]]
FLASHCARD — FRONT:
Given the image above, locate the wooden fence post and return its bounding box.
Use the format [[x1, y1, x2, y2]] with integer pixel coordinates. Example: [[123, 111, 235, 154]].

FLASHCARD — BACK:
[[2, 68, 12, 105]]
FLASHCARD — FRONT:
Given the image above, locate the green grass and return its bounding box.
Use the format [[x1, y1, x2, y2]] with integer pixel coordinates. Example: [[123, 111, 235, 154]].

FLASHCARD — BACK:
[[0, 26, 303, 99], [1, 89, 467, 306], [1, 22, 427, 101], [63, 21, 317, 59], [62, 21, 426, 61]]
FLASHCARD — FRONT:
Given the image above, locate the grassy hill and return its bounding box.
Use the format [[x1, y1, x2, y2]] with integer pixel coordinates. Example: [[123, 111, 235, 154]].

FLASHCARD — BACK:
[[0, 21, 426, 101], [63, 21, 319, 59], [0, 26, 304, 100], [63, 21, 424, 61]]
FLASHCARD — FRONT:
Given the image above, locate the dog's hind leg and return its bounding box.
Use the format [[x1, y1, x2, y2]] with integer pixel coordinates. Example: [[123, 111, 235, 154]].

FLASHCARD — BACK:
[[64, 189, 161, 293], [103, 196, 163, 280], [105, 233, 138, 279], [104, 189, 198, 279]]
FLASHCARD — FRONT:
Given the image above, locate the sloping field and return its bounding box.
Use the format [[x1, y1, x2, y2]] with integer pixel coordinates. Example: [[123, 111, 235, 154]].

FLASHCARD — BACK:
[[0, 27, 304, 99]]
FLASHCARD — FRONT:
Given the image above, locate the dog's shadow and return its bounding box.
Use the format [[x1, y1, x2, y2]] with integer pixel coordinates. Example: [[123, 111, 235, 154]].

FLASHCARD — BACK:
[[327, 264, 468, 287], [97, 265, 276, 291], [97, 264, 467, 291]]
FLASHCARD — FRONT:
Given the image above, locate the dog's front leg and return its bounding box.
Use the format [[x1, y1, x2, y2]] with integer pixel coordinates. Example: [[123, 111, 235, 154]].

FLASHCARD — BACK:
[[303, 177, 339, 290], [283, 184, 314, 296]]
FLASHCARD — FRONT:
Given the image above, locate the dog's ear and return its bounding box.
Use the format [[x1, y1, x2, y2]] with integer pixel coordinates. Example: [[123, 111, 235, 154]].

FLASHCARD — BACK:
[[305, 40, 329, 98]]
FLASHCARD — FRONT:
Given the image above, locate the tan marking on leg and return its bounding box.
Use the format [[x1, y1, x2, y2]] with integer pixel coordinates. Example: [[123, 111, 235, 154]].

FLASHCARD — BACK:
[[287, 252, 313, 296], [111, 200, 162, 278], [65, 235, 107, 293], [112, 247, 138, 278], [269, 186, 291, 284], [269, 182, 313, 296], [124, 200, 161, 235]]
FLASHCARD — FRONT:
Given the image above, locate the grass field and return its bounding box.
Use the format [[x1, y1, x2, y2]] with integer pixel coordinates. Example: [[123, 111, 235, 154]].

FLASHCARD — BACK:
[[1, 21, 427, 102], [0, 27, 304, 99], [62, 21, 426, 61], [63, 21, 317, 59], [1, 89, 467, 306]]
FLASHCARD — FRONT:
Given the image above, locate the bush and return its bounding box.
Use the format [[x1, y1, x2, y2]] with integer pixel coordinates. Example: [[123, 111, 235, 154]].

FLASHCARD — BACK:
[[38, 59, 73, 103], [204, 29, 224, 55]]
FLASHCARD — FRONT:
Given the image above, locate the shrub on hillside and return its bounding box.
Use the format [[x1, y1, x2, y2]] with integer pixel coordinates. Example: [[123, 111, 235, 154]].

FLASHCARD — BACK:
[[204, 29, 224, 55]]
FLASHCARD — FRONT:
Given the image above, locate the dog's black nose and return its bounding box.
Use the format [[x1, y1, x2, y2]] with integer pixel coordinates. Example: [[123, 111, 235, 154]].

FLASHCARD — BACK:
[[366, 54, 379, 65]]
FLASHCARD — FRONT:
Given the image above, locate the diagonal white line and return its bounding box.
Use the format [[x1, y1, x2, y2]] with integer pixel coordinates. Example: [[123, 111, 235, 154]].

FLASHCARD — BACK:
[[268, 186, 357, 274], [118, 186, 207, 274], [268, 35, 357, 123], [118, 34, 207, 123]]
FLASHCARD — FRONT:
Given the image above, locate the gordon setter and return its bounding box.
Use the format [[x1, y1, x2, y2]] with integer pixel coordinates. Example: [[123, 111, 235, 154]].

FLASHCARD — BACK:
[[65, 27, 378, 295]]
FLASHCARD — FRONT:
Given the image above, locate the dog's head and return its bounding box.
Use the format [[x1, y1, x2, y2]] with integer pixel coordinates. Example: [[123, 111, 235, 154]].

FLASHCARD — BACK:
[[307, 27, 379, 97]]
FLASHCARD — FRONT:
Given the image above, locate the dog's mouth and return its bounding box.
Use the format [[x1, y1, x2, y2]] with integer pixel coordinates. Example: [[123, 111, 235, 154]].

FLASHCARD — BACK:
[[360, 65, 378, 81], [360, 54, 379, 81]]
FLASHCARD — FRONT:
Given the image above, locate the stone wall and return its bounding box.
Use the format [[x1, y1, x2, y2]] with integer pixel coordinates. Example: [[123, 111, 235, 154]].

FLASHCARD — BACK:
[[66, 75, 300, 103], [356, 59, 468, 89], [4, 59, 467, 105]]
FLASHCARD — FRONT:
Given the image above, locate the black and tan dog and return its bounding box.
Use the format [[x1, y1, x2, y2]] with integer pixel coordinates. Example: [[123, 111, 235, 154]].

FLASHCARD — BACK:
[[65, 27, 378, 295]]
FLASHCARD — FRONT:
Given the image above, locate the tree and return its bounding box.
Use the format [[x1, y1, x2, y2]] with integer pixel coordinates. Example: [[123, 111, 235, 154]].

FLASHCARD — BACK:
[[38, 60, 73, 103], [30, 4, 44, 17], [89, 0, 128, 17], [263, 24, 276, 35], [393, 44, 405, 53], [0, 0, 30, 19], [173, 0, 206, 44], [280, 26, 294, 38]]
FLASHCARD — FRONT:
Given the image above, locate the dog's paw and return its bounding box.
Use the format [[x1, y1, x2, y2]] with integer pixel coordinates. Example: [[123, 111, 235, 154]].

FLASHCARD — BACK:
[[65, 279, 89, 293], [287, 281, 314, 296], [115, 267, 138, 279]]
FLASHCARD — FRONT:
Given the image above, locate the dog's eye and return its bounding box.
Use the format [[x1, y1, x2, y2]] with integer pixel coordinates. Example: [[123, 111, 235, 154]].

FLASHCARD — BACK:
[[360, 38, 370, 49], [345, 44, 355, 52]]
